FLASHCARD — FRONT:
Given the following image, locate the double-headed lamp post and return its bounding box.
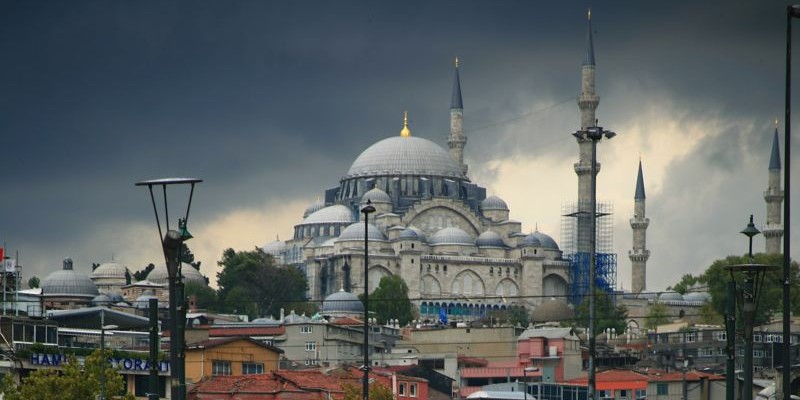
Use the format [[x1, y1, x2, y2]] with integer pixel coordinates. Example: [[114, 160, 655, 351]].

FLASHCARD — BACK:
[[136, 177, 202, 400], [361, 199, 376, 400], [572, 124, 616, 400], [725, 215, 776, 400], [523, 366, 539, 400]]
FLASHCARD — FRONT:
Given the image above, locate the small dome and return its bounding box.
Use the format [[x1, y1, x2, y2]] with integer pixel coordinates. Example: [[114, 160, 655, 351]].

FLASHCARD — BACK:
[[302, 205, 356, 225], [283, 311, 312, 324], [399, 226, 427, 242], [303, 200, 326, 218], [683, 292, 710, 302], [362, 188, 392, 204], [92, 293, 112, 306], [531, 298, 574, 323], [429, 227, 474, 246], [659, 292, 684, 301], [146, 263, 208, 286], [530, 231, 559, 250], [322, 289, 365, 315], [91, 262, 130, 280], [262, 239, 285, 256], [107, 291, 125, 303], [481, 196, 509, 210], [475, 231, 505, 248], [336, 222, 387, 242], [41, 258, 99, 298], [521, 233, 542, 247], [135, 289, 161, 309]]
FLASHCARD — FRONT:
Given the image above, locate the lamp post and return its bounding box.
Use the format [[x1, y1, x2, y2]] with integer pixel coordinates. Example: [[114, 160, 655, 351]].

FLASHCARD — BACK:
[[726, 215, 777, 400], [523, 366, 539, 400], [573, 124, 616, 400], [785, 7, 800, 399], [100, 315, 119, 400], [136, 177, 201, 400], [361, 199, 376, 400]]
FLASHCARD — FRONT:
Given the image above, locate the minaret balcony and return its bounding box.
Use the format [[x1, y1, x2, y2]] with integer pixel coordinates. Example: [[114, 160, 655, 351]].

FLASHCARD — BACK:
[[629, 218, 650, 229], [574, 162, 601, 175], [763, 224, 784, 238], [764, 190, 784, 201], [628, 249, 650, 261]]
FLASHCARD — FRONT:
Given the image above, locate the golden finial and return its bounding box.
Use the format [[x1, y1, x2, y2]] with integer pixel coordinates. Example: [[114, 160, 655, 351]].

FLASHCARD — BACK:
[[455, 56, 460, 68], [587, 8, 591, 20], [775, 117, 780, 128], [400, 111, 411, 137]]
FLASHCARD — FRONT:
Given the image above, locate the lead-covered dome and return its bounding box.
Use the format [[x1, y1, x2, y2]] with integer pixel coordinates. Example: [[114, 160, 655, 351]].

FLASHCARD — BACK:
[[399, 226, 427, 242], [530, 231, 559, 250], [362, 188, 392, 204], [530, 298, 574, 323], [429, 227, 474, 246], [41, 258, 99, 298], [303, 200, 325, 218], [336, 222, 387, 242], [91, 262, 130, 280], [146, 263, 208, 286], [346, 136, 464, 179], [322, 289, 364, 315], [262, 239, 285, 256], [481, 196, 508, 210], [476, 231, 505, 248], [303, 205, 355, 225]]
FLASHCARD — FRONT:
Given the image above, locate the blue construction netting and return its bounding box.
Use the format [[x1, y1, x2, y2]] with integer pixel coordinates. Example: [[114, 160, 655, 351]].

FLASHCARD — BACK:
[[566, 252, 617, 305]]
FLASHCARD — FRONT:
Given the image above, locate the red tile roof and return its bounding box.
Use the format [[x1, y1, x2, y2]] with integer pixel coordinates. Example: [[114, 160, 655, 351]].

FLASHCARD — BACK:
[[186, 336, 284, 354], [460, 366, 542, 379]]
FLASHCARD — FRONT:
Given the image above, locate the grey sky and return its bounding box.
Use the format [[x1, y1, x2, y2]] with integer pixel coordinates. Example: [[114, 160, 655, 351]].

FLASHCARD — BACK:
[[0, 1, 796, 292]]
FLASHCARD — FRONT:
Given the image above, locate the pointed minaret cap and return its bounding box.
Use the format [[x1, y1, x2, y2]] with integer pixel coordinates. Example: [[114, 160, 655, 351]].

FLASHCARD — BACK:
[[400, 111, 411, 137], [769, 123, 782, 171], [451, 57, 464, 109], [583, 9, 596, 66], [635, 160, 646, 200]]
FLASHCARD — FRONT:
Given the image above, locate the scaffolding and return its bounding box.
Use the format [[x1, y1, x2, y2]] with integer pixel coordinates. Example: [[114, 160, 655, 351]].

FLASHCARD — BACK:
[[561, 202, 617, 304]]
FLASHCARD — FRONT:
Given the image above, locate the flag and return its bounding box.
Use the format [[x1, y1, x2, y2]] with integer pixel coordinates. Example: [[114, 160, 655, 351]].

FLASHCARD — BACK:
[[439, 307, 448, 325], [3, 258, 15, 273], [0, 248, 4, 261]]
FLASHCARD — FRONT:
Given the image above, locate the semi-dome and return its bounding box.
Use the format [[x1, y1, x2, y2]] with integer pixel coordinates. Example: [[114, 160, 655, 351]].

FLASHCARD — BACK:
[[302, 205, 356, 225], [659, 292, 684, 301], [399, 226, 427, 242], [481, 196, 509, 210], [362, 188, 392, 204], [262, 239, 285, 256], [530, 231, 559, 250], [429, 227, 474, 246], [530, 298, 574, 323], [322, 289, 365, 314], [41, 258, 99, 298], [303, 200, 326, 218], [336, 222, 387, 242], [91, 262, 130, 280], [521, 233, 542, 247], [146, 263, 208, 286], [346, 136, 464, 179], [475, 231, 505, 248]]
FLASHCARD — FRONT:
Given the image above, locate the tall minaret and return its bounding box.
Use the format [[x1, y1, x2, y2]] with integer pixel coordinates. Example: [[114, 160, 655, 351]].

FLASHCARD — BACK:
[[448, 57, 468, 176], [574, 10, 600, 252], [629, 160, 650, 293], [764, 122, 784, 254]]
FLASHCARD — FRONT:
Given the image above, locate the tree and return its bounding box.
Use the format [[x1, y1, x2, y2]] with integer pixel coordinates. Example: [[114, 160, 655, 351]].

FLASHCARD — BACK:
[[1, 350, 134, 400], [669, 274, 699, 294], [133, 263, 155, 282], [341, 381, 394, 400], [216, 248, 311, 319], [181, 244, 202, 271], [185, 281, 219, 311], [645, 301, 671, 330], [27, 276, 40, 289], [360, 275, 415, 326], [572, 290, 628, 334]]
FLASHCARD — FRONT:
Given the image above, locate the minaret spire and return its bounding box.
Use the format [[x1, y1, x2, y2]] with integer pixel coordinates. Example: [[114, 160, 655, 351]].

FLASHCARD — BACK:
[[584, 9, 595, 67], [764, 122, 784, 254], [448, 57, 468, 176], [400, 111, 411, 137], [629, 159, 650, 293]]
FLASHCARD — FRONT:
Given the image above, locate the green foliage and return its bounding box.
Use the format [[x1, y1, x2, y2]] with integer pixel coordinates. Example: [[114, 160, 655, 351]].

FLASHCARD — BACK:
[[3, 349, 134, 400], [341, 381, 395, 400], [645, 302, 671, 330], [133, 263, 155, 282], [487, 305, 530, 327], [359, 275, 415, 326], [181, 244, 202, 271], [216, 247, 311, 319], [27, 276, 40, 289], [185, 280, 219, 311], [573, 290, 628, 334], [669, 274, 699, 294]]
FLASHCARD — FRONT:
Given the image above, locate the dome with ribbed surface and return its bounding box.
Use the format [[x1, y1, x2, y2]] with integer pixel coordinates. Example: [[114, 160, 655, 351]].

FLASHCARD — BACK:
[[531, 298, 574, 323], [399, 226, 427, 242], [684, 292, 710, 302], [346, 136, 464, 179], [429, 227, 474, 246], [91, 262, 130, 280], [303, 200, 326, 218], [475, 231, 505, 248], [262, 240, 285, 256], [530, 231, 559, 250], [302, 205, 355, 225], [41, 259, 99, 298], [521, 233, 542, 247], [146, 263, 208, 286], [659, 292, 684, 301], [481, 195, 509, 210], [336, 222, 386, 242], [322, 289, 364, 315], [362, 188, 391, 204], [92, 293, 112, 306]]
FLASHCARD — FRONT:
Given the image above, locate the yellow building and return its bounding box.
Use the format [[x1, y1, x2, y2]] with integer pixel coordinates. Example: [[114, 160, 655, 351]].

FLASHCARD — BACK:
[[185, 336, 284, 384]]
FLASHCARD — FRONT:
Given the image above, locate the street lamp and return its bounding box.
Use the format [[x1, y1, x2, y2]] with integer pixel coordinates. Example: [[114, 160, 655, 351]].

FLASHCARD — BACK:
[[100, 319, 119, 400], [784, 6, 800, 399], [572, 123, 616, 400], [726, 215, 777, 400], [523, 366, 539, 400], [136, 177, 201, 400], [361, 199, 376, 400]]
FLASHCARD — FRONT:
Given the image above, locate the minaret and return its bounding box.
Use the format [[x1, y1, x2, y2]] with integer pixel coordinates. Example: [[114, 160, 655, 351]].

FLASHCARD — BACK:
[[629, 160, 650, 293], [574, 10, 600, 252], [764, 121, 784, 254], [448, 57, 468, 176]]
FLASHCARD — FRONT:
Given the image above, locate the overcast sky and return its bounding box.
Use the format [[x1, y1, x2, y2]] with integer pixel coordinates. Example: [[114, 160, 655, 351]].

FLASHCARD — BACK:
[[0, 0, 796, 293]]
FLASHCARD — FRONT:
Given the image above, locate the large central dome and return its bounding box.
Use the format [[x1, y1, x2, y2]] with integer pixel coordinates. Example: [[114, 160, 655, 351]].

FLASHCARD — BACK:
[[346, 136, 464, 179]]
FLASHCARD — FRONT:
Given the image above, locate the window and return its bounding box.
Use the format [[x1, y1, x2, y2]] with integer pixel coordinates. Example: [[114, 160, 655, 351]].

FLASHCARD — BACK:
[[657, 383, 668, 395], [599, 390, 612, 399], [700, 348, 714, 357], [301, 326, 312, 334], [754, 349, 766, 358], [305, 341, 317, 351], [242, 362, 264, 375], [410, 383, 417, 397], [717, 331, 727, 341], [685, 332, 697, 343], [618, 389, 628, 399], [754, 334, 762, 342], [399, 383, 407, 396], [212, 360, 232, 376], [635, 389, 646, 399]]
